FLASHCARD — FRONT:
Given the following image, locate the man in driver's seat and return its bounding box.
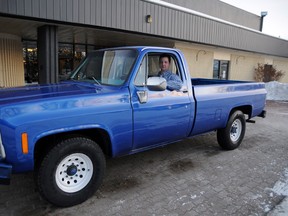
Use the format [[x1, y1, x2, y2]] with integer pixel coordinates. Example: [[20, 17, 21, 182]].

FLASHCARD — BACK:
[[158, 54, 183, 91]]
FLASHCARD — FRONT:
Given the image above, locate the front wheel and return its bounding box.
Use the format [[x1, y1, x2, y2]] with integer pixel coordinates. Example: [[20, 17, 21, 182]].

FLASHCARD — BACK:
[[36, 137, 106, 207], [217, 110, 246, 150]]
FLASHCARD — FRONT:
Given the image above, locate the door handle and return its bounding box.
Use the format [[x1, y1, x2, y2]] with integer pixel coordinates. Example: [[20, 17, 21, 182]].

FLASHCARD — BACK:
[[181, 86, 188, 93]]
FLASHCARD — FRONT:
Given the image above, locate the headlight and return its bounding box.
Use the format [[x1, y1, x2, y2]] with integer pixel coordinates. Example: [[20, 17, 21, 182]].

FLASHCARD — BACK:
[[0, 132, 6, 159]]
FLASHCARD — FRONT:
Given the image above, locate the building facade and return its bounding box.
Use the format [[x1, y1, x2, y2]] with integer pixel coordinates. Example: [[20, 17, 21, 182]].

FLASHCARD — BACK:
[[0, 0, 287, 87]]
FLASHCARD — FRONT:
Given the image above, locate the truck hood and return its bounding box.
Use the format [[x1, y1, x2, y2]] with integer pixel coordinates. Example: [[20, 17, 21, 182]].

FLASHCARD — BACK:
[[0, 82, 102, 105], [0, 81, 131, 127]]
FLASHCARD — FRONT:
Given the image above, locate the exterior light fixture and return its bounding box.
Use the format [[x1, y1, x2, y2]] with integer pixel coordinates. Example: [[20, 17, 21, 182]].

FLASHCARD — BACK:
[[261, 11, 268, 17], [146, 15, 152, 23], [260, 11, 268, 32]]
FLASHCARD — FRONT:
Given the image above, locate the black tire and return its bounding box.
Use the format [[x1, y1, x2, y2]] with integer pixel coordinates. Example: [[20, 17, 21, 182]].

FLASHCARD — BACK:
[[36, 137, 106, 207], [217, 110, 246, 150]]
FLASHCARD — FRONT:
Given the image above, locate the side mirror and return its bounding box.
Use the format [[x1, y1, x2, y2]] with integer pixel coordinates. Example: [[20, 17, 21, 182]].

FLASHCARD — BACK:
[[147, 77, 167, 91]]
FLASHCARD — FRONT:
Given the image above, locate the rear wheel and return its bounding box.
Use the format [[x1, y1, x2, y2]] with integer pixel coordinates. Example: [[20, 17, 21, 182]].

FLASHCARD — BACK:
[[217, 110, 246, 150], [36, 137, 106, 207]]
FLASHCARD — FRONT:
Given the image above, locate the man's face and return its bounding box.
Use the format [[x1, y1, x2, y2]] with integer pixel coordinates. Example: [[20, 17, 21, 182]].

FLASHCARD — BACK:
[[159, 57, 170, 72]]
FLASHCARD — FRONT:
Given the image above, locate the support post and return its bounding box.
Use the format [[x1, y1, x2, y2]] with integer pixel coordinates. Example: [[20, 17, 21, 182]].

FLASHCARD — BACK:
[[37, 25, 58, 84]]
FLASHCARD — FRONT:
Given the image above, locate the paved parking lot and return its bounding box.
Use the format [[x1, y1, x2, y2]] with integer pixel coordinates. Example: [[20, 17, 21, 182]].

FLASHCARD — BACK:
[[1, 100, 288, 216]]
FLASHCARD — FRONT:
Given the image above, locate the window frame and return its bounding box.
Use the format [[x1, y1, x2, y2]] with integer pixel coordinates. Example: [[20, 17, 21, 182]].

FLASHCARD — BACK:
[[213, 59, 230, 80]]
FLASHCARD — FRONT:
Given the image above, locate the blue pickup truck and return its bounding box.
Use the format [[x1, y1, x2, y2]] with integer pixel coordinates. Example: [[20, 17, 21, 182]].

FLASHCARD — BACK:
[[0, 46, 266, 206]]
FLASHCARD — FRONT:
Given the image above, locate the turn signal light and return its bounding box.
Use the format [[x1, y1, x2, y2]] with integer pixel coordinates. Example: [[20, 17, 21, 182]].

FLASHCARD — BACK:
[[21, 133, 28, 154]]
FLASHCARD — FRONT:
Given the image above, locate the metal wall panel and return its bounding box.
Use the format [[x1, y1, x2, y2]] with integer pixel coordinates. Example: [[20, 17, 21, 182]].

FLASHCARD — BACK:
[[0, 0, 287, 57], [164, 0, 260, 30]]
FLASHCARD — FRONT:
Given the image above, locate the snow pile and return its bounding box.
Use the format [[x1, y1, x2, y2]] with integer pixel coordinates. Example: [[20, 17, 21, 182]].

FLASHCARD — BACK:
[[265, 81, 288, 101]]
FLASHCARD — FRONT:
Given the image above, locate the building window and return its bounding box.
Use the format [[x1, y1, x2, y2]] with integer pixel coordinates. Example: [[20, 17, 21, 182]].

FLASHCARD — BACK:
[[213, 60, 229, 80], [58, 44, 95, 80], [23, 40, 38, 83], [23, 40, 97, 83], [59, 43, 73, 80]]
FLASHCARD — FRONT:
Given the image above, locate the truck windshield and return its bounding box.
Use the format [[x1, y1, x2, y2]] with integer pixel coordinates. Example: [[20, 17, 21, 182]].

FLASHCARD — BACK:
[[69, 49, 137, 86]]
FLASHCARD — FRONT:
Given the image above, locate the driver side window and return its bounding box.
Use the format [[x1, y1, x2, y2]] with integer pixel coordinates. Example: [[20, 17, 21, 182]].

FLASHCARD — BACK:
[[134, 53, 183, 88]]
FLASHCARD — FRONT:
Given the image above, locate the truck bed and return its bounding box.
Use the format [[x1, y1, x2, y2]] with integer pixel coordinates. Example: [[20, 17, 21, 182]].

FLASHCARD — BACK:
[[190, 78, 266, 136]]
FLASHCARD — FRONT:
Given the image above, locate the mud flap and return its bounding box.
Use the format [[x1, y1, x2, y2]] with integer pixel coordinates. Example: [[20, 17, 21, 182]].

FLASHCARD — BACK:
[[0, 162, 12, 185]]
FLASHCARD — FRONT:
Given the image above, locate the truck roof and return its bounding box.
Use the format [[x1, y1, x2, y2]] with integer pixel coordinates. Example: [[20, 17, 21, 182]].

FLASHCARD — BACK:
[[96, 46, 180, 53]]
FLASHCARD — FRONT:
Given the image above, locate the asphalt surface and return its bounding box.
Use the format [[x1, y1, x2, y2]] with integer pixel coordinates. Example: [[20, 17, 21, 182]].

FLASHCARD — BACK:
[[1, 100, 288, 216]]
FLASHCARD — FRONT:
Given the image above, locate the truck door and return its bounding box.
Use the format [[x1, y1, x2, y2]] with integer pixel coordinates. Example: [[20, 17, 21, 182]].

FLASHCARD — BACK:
[[130, 52, 194, 150]]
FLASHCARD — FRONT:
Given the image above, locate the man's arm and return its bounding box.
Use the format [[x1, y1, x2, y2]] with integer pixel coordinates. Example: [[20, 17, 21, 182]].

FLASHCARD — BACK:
[[166, 73, 182, 91]]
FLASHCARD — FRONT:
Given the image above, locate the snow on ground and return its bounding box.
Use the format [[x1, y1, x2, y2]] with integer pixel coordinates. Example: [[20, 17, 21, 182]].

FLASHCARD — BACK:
[[268, 169, 288, 215], [271, 168, 288, 197], [265, 155, 288, 215], [265, 81, 288, 101]]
